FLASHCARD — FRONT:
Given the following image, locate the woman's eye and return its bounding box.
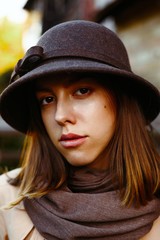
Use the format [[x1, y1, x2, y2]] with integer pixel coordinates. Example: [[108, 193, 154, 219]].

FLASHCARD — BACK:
[[40, 96, 55, 105], [74, 88, 91, 96]]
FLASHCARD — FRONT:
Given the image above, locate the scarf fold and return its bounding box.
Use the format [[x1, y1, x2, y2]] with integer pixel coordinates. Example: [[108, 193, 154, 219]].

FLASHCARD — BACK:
[[24, 167, 160, 240]]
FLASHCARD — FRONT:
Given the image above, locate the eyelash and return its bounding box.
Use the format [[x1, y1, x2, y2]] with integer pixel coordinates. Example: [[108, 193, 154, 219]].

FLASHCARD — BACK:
[[39, 96, 55, 106], [74, 87, 91, 96]]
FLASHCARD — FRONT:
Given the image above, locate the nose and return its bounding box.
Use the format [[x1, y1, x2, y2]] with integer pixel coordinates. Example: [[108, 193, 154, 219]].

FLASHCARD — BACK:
[[55, 98, 76, 125]]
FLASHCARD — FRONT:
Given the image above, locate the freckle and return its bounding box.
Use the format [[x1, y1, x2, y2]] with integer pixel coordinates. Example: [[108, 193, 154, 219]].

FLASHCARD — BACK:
[[104, 105, 106, 108]]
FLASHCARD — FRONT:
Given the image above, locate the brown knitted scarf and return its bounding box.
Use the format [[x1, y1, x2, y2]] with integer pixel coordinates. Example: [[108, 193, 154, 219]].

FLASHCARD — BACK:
[[24, 167, 160, 240]]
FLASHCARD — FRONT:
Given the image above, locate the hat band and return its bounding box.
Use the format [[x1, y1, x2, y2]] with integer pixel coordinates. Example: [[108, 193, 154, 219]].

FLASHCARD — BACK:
[[10, 46, 131, 83]]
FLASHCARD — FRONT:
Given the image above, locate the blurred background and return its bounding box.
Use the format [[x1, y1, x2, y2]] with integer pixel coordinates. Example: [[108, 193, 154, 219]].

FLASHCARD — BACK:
[[0, 0, 160, 173]]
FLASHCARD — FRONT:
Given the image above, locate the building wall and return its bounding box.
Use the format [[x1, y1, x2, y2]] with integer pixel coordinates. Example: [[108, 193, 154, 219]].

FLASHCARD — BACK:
[[118, 14, 160, 92]]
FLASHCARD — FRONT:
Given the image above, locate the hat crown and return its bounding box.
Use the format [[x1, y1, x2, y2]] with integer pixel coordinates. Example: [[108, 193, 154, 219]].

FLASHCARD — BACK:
[[38, 20, 131, 71]]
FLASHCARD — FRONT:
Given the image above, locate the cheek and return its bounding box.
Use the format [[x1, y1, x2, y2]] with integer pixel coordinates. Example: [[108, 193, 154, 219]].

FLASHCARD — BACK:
[[41, 111, 50, 129], [104, 94, 117, 130], [41, 110, 57, 136], [94, 98, 116, 141], [97, 108, 116, 137], [82, 102, 115, 148]]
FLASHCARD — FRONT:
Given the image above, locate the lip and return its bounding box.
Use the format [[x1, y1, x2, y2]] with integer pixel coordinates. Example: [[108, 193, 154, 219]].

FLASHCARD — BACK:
[[59, 133, 87, 148]]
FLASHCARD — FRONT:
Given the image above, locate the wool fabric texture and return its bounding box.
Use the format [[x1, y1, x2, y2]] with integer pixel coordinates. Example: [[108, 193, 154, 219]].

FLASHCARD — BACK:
[[24, 167, 160, 240]]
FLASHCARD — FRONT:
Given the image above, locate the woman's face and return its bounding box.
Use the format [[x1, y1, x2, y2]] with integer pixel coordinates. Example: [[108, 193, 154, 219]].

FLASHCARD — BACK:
[[36, 76, 116, 170]]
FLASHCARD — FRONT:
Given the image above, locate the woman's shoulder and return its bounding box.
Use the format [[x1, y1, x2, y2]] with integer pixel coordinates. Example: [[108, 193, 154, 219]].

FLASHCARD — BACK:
[[0, 168, 21, 205], [0, 168, 21, 183]]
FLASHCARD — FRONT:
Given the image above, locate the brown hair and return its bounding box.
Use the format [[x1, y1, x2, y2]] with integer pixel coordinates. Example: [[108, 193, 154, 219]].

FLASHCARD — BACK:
[[108, 93, 160, 206], [8, 77, 160, 207]]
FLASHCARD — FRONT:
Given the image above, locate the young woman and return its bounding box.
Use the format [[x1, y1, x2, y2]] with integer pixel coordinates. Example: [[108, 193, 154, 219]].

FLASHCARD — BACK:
[[0, 20, 160, 240]]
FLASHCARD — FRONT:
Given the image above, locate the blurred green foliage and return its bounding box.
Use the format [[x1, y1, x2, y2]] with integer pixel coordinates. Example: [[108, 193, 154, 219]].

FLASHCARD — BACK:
[[0, 17, 24, 75]]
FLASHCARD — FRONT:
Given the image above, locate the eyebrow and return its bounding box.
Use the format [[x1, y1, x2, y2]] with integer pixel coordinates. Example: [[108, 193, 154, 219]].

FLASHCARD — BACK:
[[35, 77, 94, 92], [35, 85, 53, 93], [35, 77, 74, 90]]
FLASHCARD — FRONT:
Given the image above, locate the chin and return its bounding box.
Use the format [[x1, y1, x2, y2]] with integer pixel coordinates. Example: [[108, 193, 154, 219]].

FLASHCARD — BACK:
[[67, 159, 93, 167]]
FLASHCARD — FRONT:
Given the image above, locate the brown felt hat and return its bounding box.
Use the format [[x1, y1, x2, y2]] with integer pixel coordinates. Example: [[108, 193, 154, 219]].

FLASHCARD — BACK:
[[0, 20, 160, 133]]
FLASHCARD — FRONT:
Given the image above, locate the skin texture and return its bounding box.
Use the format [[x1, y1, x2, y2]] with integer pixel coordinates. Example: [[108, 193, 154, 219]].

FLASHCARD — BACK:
[[36, 76, 116, 170]]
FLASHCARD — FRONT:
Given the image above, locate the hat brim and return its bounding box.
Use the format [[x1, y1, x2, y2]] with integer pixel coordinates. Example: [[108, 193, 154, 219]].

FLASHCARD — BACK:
[[0, 57, 160, 133]]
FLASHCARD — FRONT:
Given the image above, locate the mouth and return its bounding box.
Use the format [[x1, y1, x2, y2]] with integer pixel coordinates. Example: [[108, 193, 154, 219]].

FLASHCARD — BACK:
[[59, 133, 87, 148]]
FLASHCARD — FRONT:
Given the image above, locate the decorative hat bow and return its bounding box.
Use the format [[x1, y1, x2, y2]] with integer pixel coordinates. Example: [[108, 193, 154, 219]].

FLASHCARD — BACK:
[[10, 46, 44, 83]]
